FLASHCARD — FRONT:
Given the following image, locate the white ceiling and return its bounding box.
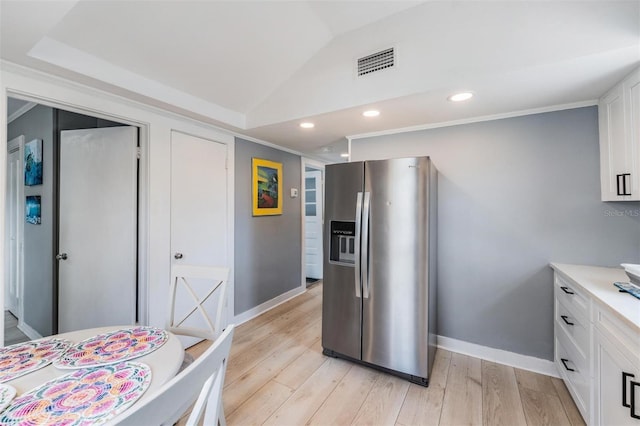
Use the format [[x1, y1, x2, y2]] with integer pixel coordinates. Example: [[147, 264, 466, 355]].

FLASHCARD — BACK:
[[1, 1, 639, 162]]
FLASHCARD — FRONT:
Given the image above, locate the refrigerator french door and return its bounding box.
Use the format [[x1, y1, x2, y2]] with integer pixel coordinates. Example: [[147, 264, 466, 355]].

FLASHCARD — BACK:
[[322, 156, 437, 386]]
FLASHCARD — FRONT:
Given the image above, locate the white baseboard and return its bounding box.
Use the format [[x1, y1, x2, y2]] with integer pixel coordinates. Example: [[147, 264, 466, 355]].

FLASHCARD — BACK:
[[437, 335, 560, 378], [18, 321, 43, 341], [233, 286, 306, 326]]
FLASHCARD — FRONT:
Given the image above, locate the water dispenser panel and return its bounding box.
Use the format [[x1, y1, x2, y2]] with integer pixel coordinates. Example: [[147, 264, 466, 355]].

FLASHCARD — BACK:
[[330, 221, 356, 265]]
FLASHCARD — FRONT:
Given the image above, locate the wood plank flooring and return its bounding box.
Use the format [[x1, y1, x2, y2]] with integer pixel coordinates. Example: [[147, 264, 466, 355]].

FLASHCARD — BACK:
[[4, 310, 29, 346], [187, 283, 585, 425]]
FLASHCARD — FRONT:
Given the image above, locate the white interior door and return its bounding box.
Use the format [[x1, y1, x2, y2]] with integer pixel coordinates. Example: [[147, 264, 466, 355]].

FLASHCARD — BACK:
[[305, 169, 323, 280], [170, 131, 228, 346], [58, 127, 138, 333], [5, 136, 24, 317]]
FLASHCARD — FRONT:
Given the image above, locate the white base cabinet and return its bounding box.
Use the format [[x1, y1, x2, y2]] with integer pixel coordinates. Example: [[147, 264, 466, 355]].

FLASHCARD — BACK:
[[593, 307, 640, 425], [554, 273, 591, 420], [551, 264, 640, 425]]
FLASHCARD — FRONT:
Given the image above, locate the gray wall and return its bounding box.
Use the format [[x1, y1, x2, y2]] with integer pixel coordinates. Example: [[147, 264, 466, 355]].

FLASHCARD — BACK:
[[234, 138, 302, 315], [7, 105, 54, 336], [352, 106, 640, 360]]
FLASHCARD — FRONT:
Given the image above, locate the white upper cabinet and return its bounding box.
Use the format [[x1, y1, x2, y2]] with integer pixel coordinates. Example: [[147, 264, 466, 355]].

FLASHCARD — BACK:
[[599, 67, 640, 201]]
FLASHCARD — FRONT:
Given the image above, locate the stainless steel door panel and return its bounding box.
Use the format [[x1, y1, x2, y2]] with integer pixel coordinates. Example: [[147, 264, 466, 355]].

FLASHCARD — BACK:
[[322, 162, 364, 360], [362, 157, 433, 378]]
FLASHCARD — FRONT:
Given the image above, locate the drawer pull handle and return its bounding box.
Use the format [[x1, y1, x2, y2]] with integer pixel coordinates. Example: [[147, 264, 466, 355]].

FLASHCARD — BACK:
[[631, 380, 640, 419], [617, 173, 632, 196], [560, 286, 575, 295], [560, 358, 575, 372], [560, 315, 574, 326], [623, 372, 635, 408]]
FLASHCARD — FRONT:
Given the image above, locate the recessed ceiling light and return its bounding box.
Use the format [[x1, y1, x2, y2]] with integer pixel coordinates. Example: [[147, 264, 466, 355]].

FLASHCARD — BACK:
[[448, 92, 474, 102], [363, 110, 380, 117], [340, 153, 349, 158], [300, 122, 314, 129]]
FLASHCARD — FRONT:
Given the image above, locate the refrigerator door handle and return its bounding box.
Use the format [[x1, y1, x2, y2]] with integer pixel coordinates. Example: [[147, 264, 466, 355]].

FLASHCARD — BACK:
[[361, 191, 371, 299], [354, 192, 363, 298]]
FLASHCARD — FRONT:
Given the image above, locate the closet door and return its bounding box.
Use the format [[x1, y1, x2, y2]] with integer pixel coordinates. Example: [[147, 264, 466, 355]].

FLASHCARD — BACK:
[[58, 127, 138, 333], [170, 131, 228, 346]]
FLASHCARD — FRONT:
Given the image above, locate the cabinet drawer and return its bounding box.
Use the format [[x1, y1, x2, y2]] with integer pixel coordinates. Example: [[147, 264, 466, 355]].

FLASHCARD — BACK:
[[555, 274, 589, 319], [555, 298, 589, 358], [556, 328, 590, 419]]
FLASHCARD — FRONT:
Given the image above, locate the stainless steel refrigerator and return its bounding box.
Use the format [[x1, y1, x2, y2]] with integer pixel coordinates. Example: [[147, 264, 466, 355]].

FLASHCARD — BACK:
[[322, 156, 437, 386]]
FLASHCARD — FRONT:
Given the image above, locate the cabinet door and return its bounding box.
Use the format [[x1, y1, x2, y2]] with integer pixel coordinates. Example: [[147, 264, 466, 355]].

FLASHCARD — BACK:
[[599, 68, 640, 201], [594, 330, 640, 425], [624, 71, 640, 200], [599, 84, 630, 201]]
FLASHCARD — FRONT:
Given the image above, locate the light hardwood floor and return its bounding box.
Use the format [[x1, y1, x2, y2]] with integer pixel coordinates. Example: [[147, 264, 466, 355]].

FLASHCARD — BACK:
[[187, 283, 585, 426], [4, 310, 29, 346]]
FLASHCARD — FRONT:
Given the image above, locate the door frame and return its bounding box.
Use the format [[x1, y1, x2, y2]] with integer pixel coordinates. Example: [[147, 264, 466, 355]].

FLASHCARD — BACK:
[[3, 91, 150, 342], [5, 135, 24, 325], [300, 158, 325, 288]]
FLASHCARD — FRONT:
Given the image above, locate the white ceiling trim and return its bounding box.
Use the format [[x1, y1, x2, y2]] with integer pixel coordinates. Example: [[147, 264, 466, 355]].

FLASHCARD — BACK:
[[27, 37, 246, 129], [348, 99, 599, 141], [235, 132, 311, 159]]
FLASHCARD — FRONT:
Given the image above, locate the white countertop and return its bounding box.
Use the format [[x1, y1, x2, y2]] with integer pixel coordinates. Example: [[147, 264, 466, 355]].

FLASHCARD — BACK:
[[550, 263, 640, 332]]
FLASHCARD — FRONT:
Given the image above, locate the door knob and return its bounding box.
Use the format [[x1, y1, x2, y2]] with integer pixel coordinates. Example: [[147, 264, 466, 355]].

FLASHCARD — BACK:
[[56, 253, 68, 260], [174, 253, 183, 259]]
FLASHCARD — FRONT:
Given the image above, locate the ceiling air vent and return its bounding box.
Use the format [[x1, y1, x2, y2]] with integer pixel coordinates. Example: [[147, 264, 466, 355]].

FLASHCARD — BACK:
[[357, 48, 395, 77]]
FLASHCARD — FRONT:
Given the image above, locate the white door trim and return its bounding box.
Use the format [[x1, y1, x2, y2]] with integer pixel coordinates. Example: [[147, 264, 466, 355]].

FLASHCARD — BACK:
[[3, 91, 150, 338], [5, 136, 24, 327], [300, 158, 326, 288]]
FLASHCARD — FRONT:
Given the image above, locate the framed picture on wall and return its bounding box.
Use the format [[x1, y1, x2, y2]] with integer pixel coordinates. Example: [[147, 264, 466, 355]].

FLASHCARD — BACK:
[[24, 138, 43, 186], [252, 158, 282, 216], [26, 195, 41, 225]]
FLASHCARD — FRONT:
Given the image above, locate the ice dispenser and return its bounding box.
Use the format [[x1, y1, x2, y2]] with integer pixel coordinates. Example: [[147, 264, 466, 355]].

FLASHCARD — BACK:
[[329, 221, 356, 265]]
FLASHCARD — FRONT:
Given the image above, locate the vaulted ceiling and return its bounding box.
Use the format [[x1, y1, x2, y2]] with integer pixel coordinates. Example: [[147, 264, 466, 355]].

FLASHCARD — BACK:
[[2, 1, 639, 161]]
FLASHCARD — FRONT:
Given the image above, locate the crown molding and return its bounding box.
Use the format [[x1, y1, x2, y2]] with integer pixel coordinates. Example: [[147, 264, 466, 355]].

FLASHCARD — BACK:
[[348, 100, 598, 141]]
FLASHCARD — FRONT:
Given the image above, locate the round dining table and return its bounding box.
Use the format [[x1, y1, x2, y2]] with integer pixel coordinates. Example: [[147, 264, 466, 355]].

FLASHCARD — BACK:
[[4, 325, 184, 422]]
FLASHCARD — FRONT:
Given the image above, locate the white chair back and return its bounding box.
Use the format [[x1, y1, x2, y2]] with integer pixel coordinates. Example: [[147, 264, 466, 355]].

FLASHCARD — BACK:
[[168, 264, 229, 341], [111, 324, 234, 426]]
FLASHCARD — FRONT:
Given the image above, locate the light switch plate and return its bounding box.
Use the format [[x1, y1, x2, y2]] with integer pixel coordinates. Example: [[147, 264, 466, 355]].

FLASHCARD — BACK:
[[290, 188, 298, 198]]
